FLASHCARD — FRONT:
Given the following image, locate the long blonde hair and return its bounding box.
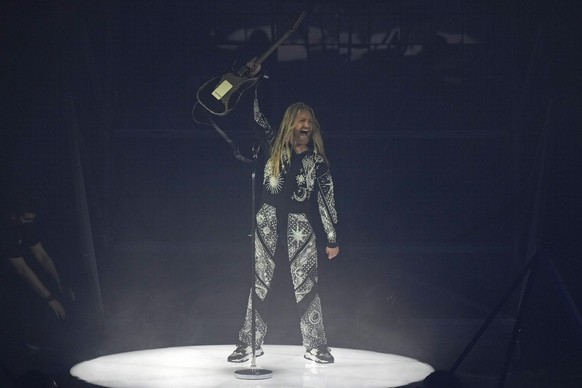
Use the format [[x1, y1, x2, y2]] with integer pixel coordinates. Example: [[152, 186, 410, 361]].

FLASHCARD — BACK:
[[268, 102, 328, 177]]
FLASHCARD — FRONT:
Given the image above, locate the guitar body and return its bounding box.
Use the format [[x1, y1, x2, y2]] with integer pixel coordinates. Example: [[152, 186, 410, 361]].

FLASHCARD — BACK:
[[196, 73, 259, 116]]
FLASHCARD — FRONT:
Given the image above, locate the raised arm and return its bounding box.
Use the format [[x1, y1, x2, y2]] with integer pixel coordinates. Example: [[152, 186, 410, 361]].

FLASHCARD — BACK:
[[252, 85, 275, 151], [245, 58, 274, 154]]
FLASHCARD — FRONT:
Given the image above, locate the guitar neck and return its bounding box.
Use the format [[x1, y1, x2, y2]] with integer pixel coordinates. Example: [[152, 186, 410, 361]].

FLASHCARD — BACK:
[[255, 29, 294, 66], [236, 11, 305, 76], [235, 30, 294, 76]]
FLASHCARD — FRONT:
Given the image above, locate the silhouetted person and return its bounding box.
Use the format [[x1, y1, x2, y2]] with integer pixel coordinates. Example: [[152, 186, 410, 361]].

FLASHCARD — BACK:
[[1, 194, 75, 351]]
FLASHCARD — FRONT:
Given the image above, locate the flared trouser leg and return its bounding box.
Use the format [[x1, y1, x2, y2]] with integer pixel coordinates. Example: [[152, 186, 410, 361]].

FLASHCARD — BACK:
[[238, 205, 328, 349]]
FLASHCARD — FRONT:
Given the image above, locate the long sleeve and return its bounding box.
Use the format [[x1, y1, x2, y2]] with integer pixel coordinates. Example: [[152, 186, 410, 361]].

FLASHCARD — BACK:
[[316, 164, 339, 247], [252, 78, 275, 153]]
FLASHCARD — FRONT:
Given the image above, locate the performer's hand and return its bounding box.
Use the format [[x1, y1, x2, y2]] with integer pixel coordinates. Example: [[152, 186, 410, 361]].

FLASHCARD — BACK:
[[326, 246, 339, 260], [246, 57, 261, 77], [48, 299, 67, 319], [59, 281, 76, 302]]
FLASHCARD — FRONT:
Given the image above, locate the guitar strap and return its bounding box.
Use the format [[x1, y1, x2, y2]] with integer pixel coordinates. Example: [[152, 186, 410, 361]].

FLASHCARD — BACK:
[[192, 100, 253, 164], [209, 115, 253, 164]]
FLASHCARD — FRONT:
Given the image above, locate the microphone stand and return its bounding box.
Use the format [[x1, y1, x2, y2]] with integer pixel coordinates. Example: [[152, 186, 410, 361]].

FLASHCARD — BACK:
[[234, 144, 273, 380], [193, 110, 272, 379]]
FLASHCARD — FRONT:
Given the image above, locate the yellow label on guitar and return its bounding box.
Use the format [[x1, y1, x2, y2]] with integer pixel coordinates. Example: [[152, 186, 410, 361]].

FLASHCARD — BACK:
[[212, 80, 233, 100]]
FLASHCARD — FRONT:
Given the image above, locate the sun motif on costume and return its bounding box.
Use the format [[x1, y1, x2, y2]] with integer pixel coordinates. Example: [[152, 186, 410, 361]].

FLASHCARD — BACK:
[[296, 174, 306, 185], [290, 225, 308, 246], [266, 173, 283, 194]]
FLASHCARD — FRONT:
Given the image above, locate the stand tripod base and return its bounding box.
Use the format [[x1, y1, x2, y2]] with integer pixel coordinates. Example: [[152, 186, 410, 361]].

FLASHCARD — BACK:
[[234, 368, 273, 380]]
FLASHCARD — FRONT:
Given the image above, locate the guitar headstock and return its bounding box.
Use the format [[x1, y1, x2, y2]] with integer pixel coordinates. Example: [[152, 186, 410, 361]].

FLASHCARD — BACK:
[[290, 11, 307, 33]]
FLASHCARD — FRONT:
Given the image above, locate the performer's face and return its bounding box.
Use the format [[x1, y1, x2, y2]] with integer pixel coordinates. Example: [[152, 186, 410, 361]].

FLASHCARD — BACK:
[[291, 109, 313, 151]]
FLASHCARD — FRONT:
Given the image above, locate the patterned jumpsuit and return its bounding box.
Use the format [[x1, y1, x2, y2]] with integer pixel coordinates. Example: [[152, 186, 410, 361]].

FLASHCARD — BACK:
[[237, 97, 339, 350]]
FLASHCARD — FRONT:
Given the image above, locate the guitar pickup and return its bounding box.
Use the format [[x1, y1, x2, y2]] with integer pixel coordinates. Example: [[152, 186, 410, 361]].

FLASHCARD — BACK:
[[212, 80, 233, 100]]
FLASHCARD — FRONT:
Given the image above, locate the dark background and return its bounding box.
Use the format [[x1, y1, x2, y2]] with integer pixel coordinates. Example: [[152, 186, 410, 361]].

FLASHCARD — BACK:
[[1, 0, 581, 386]]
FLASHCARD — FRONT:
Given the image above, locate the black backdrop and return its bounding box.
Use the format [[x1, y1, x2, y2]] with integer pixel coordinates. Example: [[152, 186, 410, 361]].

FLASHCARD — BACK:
[[1, 0, 581, 378]]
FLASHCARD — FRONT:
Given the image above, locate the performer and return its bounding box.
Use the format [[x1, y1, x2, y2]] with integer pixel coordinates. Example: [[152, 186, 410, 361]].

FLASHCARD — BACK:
[[227, 63, 339, 364]]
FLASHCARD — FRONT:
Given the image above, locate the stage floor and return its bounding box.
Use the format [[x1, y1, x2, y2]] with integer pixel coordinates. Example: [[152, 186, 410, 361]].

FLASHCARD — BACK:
[[70, 344, 434, 387]]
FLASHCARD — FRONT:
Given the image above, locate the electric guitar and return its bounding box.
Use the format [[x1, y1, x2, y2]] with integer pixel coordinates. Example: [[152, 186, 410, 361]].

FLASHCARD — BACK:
[[195, 11, 306, 117]]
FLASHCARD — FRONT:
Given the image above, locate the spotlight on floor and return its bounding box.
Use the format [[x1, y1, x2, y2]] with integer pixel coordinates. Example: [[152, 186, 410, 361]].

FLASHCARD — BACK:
[[421, 370, 461, 388]]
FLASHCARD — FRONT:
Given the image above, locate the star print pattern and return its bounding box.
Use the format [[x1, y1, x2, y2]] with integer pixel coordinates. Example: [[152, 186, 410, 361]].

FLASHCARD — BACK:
[[317, 171, 337, 222], [300, 295, 327, 349], [287, 213, 318, 303], [240, 291, 268, 348], [254, 241, 274, 301], [253, 87, 275, 145], [290, 233, 317, 303], [264, 161, 284, 194], [296, 174, 305, 185], [291, 153, 320, 202], [287, 213, 310, 256], [256, 204, 278, 255], [254, 204, 277, 301], [317, 171, 338, 244], [261, 150, 337, 249]]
